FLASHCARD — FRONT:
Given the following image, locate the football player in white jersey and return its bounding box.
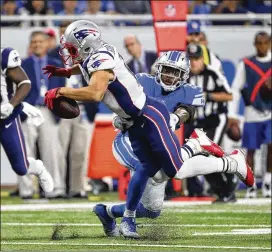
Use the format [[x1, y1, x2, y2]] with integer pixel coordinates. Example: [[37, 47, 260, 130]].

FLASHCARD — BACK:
[[43, 20, 254, 238], [1, 47, 54, 195]]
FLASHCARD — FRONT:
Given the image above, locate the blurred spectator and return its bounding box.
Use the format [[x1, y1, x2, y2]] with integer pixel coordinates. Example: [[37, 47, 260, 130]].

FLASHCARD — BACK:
[[242, 0, 271, 13], [185, 43, 235, 202], [54, 0, 83, 26], [114, 0, 151, 26], [24, 0, 53, 27], [18, 31, 65, 199], [1, 0, 26, 27], [101, 0, 116, 13], [199, 31, 208, 46], [84, 0, 103, 14], [213, 0, 250, 26], [48, 21, 70, 61], [189, 1, 212, 26], [187, 21, 223, 72], [44, 27, 57, 51], [228, 31, 271, 198], [114, 0, 150, 14], [124, 34, 157, 74]]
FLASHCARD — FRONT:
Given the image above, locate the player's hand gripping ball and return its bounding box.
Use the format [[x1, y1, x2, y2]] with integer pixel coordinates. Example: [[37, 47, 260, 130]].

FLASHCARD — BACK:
[[44, 88, 80, 119]]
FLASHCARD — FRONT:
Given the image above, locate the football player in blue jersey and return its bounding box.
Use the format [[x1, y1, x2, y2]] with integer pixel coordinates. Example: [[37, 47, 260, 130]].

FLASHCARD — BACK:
[[1, 47, 54, 195], [92, 51, 253, 238], [43, 20, 254, 239]]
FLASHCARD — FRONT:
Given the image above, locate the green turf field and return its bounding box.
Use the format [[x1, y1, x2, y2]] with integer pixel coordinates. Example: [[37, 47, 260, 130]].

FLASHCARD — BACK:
[[1, 194, 271, 252]]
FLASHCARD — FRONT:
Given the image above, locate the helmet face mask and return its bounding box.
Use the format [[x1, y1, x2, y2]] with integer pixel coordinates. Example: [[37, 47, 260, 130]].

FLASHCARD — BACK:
[[58, 20, 102, 66], [156, 51, 190, 92]]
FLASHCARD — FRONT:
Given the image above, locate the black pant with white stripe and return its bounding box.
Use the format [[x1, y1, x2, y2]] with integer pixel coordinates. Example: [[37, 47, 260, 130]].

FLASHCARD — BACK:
[[184, 114, 237, 198]]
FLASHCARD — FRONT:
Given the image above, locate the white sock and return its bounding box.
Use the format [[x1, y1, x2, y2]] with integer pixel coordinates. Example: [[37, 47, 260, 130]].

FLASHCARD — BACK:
[[180, 139, 202, 161], [27, 157, 43, 175], [264, 172, 272, 185], [124, 208, 136, 218], [174, 155, 237, 180]]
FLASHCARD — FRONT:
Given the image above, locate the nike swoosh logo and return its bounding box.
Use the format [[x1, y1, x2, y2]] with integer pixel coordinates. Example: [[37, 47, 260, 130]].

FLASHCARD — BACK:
[[92, 55, 99, 61], [5, 123, 12, 128]]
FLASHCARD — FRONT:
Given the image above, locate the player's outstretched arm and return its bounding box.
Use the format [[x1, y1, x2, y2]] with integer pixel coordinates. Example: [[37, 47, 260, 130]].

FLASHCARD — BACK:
[[6, 66, 31, 107], [42, 64, 81, 78], [57, 70, 112, 102]]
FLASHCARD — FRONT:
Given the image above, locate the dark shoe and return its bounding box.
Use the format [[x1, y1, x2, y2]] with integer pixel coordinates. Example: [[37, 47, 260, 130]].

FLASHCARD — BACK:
[[69, 192, 88, 199], [21, 195, 34, 200], [212, 194, 237, 204], [47, 194, 67, 200], [10, 189, 19, 197]]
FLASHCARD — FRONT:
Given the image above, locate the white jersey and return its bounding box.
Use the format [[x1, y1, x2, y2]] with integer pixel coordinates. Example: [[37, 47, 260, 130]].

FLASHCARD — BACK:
[[1, 47, 21, 105], [79, 43, 146, 118]]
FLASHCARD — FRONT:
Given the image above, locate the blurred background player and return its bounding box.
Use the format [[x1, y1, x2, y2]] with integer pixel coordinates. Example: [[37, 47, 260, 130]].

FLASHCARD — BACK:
[[17, 30, 65, 199], [186, 21, 223, 72], [228, 31, 271, 198], [124, 34, 157, 74], [185, 44, 237, 203], [1, 46, 53, 197]]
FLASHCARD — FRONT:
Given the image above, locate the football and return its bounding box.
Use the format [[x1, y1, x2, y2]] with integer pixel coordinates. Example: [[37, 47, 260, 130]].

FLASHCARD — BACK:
[[51, 96, 80, 119], [226, 123, 241, 142]]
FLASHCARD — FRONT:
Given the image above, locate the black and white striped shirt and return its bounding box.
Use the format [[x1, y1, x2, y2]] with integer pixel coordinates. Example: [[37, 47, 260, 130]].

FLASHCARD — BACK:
[[188, 65, 232, 119]]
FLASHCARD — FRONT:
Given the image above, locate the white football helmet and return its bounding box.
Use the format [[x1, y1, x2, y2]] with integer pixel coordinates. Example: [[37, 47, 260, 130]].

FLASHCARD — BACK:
[[155, 51, 190, 92], [59, 20, 103, 65]]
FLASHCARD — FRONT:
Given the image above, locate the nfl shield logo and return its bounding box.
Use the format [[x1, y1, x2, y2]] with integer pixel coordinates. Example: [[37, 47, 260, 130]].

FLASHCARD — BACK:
[[164, 4, 176, 17]]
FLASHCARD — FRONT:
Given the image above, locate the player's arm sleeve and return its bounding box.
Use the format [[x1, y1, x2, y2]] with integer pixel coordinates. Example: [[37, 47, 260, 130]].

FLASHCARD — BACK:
[[1, 48, 22, 74], [228, 61, 246, 119], [87, 51, 117, 74], [174, 103, 196, 124]]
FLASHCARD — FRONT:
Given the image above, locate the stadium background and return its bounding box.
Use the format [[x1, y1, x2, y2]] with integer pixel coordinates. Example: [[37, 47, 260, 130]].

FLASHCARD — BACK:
[[1, 1, 270, 190]]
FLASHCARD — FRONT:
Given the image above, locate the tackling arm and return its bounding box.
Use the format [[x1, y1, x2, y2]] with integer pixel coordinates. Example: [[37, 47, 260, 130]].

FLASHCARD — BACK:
[[58, 70, 112, 102]]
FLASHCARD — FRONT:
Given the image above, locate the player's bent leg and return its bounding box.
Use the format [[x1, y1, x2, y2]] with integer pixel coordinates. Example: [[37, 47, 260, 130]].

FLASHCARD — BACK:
[[173, 150, 254, 187], [27, 157, 54, 193]]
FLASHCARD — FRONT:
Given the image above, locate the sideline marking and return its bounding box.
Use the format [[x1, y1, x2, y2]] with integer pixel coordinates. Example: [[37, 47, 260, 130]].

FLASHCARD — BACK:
[[1, 242, 271, 250], [2, 222, 271, 228], [193, 228, 271, 236]]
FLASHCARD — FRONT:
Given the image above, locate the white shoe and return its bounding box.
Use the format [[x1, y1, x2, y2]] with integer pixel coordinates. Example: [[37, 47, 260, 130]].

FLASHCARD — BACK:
[[229, 149, 254, 187], [262, 182, 271, 198], [246, 184, 257, 198], [35, 160, 54, 193], [189, 129, 225, 157]]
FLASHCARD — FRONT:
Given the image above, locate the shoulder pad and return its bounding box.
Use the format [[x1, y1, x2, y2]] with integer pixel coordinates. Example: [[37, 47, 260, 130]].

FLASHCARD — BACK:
[[1, 47, 21, 72]]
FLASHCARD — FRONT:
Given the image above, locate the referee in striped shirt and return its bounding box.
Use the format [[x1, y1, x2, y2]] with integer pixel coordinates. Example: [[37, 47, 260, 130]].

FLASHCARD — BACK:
[[185, 44, 236, 203]]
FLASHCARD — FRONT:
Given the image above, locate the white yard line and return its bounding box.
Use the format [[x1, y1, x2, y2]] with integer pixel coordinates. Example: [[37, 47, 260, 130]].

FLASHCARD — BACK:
[[0, 241, 270, 250], [193, 228, 271, 235], [1, 198, 270, 211], [1, 222, 271, 230], [2, 222, 271, 228]]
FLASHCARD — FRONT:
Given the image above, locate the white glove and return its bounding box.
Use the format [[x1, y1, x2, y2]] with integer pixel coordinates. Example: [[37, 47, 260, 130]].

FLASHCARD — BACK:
[[1, 103, 14, 119], [22, 102, 45, 126], [169, 113, 180, 132], [112, 116, 134, 131]]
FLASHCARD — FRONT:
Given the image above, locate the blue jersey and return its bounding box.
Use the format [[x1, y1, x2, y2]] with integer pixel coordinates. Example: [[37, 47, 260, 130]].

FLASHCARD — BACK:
[[136, 73, 204, 113]]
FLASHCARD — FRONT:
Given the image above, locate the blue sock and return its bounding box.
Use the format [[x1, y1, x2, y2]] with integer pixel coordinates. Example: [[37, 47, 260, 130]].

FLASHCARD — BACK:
[[126, 167, 149, 212], [110, 204, 126, 218], [110, 202, 161, 219]]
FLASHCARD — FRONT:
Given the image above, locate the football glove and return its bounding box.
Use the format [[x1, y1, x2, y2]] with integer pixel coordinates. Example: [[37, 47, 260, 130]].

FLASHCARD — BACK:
[[1, 103, 14, 119], [169, 113, 180, 131], [112, 116, 134, 131], [42, 65, 72, 79]]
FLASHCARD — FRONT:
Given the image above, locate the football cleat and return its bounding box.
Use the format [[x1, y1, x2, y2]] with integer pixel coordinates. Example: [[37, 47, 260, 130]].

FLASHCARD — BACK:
[[262, 183, 271, 198], [245, 185, 257, 198], [119, 217, 140, 239], [35, 160, 54, 193], [189, 128, 225, 157], [93, 204, 119, 237], [229, 149, 254, 187]]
